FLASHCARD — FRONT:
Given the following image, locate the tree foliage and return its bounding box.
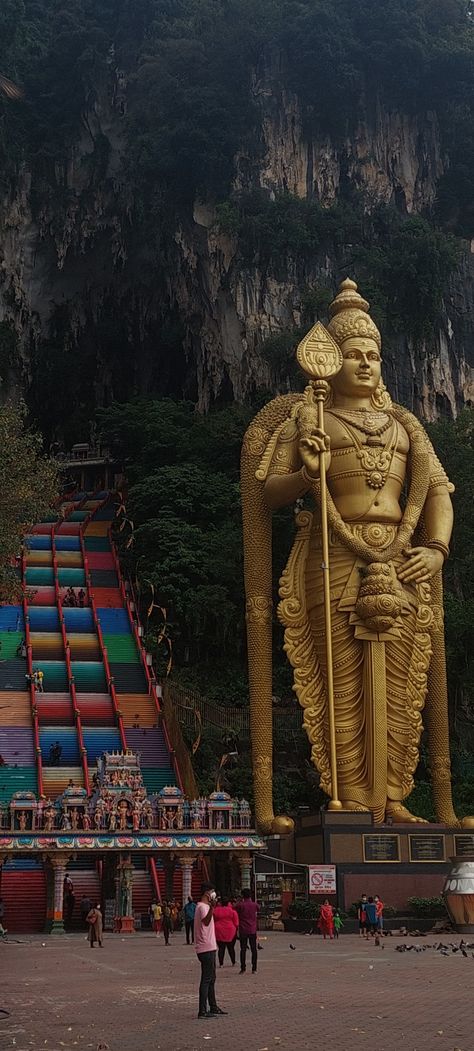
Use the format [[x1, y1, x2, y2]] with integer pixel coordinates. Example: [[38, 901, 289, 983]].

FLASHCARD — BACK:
[[99, 399, 252, 678], [0, 402, 58, 599], [2, 1, 474, 231]]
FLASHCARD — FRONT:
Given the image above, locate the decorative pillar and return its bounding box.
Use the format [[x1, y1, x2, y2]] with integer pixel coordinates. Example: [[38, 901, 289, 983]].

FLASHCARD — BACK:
[[117, 853, 135, 933], [237, 852, 253, 891], [49, 855, 69, 934], [179, 853, 197, 902]]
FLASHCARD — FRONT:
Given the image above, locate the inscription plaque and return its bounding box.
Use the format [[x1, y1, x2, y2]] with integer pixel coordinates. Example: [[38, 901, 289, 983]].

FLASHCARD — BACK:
[[363, 834, 400, 863], [454, 834, 474, 858], [409, 834, 445, 863]]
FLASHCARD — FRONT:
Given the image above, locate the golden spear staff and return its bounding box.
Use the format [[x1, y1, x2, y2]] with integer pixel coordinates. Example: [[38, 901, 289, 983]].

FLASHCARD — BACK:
[[296, 322, 343, 811]]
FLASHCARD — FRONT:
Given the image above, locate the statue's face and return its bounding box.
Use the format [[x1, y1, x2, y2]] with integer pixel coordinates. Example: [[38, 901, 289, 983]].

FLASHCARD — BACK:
[[331, 337, 381, 399]]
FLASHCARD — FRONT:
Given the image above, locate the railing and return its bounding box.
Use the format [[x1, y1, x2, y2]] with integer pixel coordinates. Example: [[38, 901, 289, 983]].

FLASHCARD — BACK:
[[163, 681, 304, 737], [22, 557, 44, 798], [90, 596, 128, 752], [77, 502, 128, 752], [52, 531, 90, 794], [149, 857, 162, 903], [161, 688, 198, 799]]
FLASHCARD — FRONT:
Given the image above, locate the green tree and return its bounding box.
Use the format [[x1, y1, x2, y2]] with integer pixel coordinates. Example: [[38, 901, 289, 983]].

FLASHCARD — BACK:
[[0, 402, 58, 599]]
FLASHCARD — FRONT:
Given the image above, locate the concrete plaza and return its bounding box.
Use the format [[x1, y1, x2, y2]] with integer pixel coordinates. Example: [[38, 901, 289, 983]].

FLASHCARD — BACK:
[[0, 931, 471, 1051]]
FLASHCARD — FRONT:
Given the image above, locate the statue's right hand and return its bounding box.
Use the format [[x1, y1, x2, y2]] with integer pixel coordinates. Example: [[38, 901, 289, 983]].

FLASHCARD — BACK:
[[298, 431, 331, 478]]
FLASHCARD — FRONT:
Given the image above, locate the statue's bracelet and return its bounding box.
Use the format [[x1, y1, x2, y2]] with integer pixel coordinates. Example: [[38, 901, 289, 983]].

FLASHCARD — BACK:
[[300, 465, 319, 487], [425, 539, 450, 560]]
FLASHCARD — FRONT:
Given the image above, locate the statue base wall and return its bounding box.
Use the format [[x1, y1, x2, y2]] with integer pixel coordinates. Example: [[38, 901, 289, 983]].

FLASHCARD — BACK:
[[273, 811, 474, 913]]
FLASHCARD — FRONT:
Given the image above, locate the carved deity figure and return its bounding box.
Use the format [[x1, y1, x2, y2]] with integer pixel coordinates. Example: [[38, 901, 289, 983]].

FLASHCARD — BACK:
[[120, 867, 133, 916], [82, 810, 91, 831], [18, 810, 27, 831], [44, 805, 55, 832], [242, 279, 473, 833], [118, 800, 128, 831]]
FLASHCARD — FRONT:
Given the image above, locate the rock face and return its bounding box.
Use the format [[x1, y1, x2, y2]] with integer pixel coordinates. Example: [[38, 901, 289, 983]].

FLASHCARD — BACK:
[[0, 63, 473, 431]]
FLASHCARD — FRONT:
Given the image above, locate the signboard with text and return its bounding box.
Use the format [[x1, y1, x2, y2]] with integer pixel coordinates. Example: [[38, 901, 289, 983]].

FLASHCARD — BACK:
[[308, 864, 337, 895]]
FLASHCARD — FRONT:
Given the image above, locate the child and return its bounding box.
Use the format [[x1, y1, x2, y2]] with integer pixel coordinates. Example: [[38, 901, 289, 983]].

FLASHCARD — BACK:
[[333, 909, 344, 939]]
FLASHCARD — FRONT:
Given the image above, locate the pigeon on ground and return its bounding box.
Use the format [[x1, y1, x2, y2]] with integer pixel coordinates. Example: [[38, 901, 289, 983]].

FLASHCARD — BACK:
[[289, 944, 296, 950]]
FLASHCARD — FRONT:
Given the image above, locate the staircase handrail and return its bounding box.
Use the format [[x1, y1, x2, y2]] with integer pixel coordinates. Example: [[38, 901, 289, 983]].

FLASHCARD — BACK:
[[52, 533, 90, 794], [52, 531, 90, 794], [164, 680, 303, 736], [149, 857, 163, 903], [89, 595, 128, 752], [21, 554, 43, 796], [108, 527, 155, 694]]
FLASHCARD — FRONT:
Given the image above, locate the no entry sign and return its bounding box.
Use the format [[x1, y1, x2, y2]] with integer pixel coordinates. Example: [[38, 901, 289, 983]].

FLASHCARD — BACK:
[[308, 864, 337, 894]]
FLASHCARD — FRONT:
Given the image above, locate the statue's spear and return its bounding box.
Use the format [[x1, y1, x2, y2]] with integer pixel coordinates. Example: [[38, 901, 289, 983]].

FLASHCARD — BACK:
[[296, 322, 343, 811]]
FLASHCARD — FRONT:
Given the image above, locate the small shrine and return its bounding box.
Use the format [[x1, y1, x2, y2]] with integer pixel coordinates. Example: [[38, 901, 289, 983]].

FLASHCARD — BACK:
[[10, 790, 37, 832], [157, 785, 185, 830], [58, 785, 88, 832]]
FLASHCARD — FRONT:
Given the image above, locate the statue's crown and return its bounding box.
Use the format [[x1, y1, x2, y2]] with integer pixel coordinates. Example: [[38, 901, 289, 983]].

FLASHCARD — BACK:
[[327, 278, 381, 351]]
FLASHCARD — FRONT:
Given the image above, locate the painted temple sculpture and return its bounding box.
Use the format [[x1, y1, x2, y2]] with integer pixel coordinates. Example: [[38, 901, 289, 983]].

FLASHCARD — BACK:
[[2, 750, 253, 835], [242, 278, 473, 834]]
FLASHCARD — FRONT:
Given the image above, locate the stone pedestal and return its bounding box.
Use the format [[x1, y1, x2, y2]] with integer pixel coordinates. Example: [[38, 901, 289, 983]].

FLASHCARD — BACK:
[[117, 915, 135, 933]]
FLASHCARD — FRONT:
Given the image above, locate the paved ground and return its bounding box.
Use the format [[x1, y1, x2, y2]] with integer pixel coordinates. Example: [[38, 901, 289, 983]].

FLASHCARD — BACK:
[[0, 931, 471, 1051]]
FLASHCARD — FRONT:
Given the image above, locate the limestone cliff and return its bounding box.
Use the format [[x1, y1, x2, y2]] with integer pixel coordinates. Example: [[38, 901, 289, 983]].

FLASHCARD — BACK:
[[0, 59, 473, 436]]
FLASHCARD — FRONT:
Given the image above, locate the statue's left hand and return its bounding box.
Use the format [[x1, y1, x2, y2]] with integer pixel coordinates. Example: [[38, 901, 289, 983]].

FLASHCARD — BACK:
[[397, 546, 444, 584]]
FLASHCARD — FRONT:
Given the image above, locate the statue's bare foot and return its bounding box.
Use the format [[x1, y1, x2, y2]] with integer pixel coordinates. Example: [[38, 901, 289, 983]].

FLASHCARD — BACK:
[[340, 799, 369, 813], [386, 802, 428, 824]]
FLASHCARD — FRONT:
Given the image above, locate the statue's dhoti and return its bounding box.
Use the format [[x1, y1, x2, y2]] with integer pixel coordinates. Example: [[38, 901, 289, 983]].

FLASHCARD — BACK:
[[283, 517, 434, 821]]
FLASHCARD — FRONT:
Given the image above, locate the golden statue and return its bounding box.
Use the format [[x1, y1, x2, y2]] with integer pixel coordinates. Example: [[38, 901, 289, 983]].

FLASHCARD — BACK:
[[241, 278, 472, 834]]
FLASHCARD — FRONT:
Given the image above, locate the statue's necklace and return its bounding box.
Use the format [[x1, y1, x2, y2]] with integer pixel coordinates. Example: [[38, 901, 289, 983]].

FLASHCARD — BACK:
[[330, 408, 392, 437], [331, 410, 397, 489]]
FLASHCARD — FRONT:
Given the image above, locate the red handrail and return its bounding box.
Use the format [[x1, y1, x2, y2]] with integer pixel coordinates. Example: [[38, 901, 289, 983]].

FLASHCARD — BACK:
[[89, 594, 127, 751], [21, 551, 44, 796], [52, 532, 90, 794], [149, 857, 162, 903]]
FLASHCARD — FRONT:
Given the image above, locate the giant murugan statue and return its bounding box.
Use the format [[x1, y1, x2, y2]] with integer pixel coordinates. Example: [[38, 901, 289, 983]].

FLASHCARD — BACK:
[[242, 279, 472, 834]]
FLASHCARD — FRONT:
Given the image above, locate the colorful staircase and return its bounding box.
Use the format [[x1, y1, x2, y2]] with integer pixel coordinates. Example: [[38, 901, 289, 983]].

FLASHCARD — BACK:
[[0, 489, 184, 931]]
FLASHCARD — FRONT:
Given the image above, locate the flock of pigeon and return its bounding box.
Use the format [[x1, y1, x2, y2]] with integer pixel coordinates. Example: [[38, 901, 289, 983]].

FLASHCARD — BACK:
[[395, 940, 474, 957]]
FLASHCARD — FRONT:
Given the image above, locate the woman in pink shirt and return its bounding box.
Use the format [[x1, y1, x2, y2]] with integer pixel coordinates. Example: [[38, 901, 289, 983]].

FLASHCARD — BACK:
[[214, 897, 239, 967]]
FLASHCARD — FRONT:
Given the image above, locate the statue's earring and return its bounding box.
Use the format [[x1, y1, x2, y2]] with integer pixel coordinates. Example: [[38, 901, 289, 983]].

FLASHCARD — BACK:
[[370, 381, 392, 410]]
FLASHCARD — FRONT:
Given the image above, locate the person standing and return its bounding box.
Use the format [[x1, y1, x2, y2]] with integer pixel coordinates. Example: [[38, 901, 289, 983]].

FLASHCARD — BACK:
[[183, 896, 196, 945], [214, 897, 239, 966], [194, 882, 227, 1020], [364, 897, 378, 938], [86, 904, 103, 948], [333, 909, 344, 939], [357, 894, 368, 938], [375, 894, 384, 933], [150, 901, 162, 937], [319, 899, 334, 941], [162, 901, 173, 946], [235, 888, 259, 974]]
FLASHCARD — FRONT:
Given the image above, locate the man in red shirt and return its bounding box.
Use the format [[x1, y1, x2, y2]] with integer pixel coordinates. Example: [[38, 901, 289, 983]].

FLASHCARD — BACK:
[[194, 883, 228, 1019], [235, 888, 259, 974]]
